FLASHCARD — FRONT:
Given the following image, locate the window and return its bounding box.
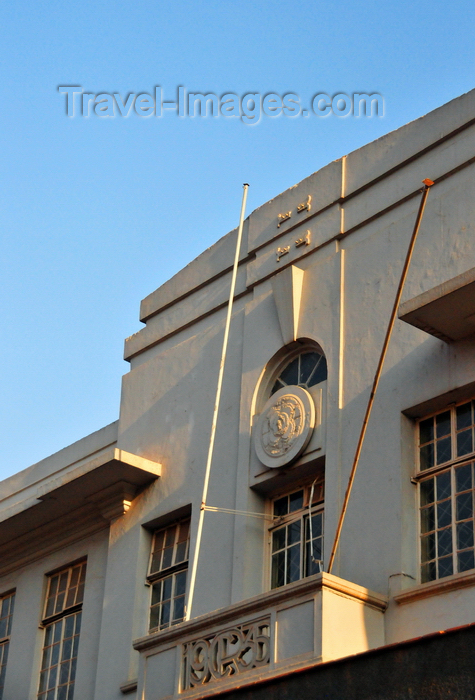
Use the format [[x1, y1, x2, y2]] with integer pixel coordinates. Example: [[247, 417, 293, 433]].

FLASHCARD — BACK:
[[269, 479, 324, 589], [38, 561, 86, 700], [270, 350, 327, 397], [148, 519, 190, 632], [417, 400, 475, 583], [0, 591, 15, 700]]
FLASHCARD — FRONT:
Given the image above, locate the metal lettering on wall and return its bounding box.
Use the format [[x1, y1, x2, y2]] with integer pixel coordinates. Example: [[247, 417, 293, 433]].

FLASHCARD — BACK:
[[181, 619, 270, 690]]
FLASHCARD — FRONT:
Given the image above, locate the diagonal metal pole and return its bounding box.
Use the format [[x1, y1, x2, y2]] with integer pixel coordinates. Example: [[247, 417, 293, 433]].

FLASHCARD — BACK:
[[185, 184, 249, 620], [327, 179, 434, 575]]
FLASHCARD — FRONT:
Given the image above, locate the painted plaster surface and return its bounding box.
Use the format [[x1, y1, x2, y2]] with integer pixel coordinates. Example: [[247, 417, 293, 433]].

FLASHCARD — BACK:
[[2, 89, 475, 699]]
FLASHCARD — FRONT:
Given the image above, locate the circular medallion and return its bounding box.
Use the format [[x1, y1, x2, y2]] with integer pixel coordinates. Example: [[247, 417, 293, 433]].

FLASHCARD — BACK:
[[254, 386, 315, 468]]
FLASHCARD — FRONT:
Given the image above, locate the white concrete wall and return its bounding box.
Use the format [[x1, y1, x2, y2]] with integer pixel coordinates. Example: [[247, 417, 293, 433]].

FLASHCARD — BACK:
[[2, 88, 475, 698]]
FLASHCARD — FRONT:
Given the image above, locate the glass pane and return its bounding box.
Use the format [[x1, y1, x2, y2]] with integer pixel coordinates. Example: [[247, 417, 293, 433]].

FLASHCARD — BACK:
[[458, 549, 475, 573], [279, 357, 299, 386], [437, 528, 452, 557], [457, 430, 473, 457], [161, 546, 174, 570], [307, 355, 327, 387], [299, 353, 319, 385], [271, 379, 285, 395], [456, 402, 473, 430], [64, 615, 74, 639], [421, 506, 435, 534], [162, 576, 173, 601], [62, 638, 72, 662], [420, 444, 434, 471], [455, 464, 472, 493], [436, 471, 451, 500], [288, 521, 301, 545], [273, 496, 288, 517], [272, 528, 286, 552], [165, 526, 176, 547], [287, 544, 300, 582], [421, 533, 435, 562], [289, 490, 304, 512], [309, 513, 323, 539], [421, 561, 436, 583], [436, 411, 451, 438], [456, 492, 473, 521], [59, 660, 70, 685], [149, 605, 160, 631], [457, 521, 474, 550], [175, 542, 186, 564], [437, 500, 452, 529], [438, 555, 453, 578], [175, 571, 187, 596], [420, 479, 434, 506], [173, 595, 185, 622], [151, 582, 162, 606], [436, 437, 452, 465], [419, 418, 434, 445], [271, 551, 285, 588], [160, 601, 171, 628]]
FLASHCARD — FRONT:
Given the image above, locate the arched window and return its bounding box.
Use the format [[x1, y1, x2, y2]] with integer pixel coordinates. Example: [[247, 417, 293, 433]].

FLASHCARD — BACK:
[[270, 350, 327, 396]]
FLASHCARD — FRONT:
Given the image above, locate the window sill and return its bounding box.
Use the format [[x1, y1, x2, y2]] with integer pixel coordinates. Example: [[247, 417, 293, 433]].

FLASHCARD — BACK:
[[394, 570, 475, 605]]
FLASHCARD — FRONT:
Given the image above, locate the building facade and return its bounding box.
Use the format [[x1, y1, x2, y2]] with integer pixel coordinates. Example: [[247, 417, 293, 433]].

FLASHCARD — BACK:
[[2, 89, 475, 700]]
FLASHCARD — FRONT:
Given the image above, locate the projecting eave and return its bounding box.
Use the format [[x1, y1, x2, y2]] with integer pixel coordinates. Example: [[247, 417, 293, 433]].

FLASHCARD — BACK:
[[399, 267, 475, 343], [0, 447, 161, 574]]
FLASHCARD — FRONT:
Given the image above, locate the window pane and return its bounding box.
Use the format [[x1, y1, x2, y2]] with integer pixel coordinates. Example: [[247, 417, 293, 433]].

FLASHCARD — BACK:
[[289, 491, 303, 513], [421, 506, 435, 534], [279, 357, 299, 386], [437, 500, 452, 529], [436, 437, 451, 465], [437, 528, 452, 557], [438, 556, 453, 578], [271, 551, 285, 588], [173, 596, 185, 623], [420, 444, 434, 471], [162, 576, 173, 602], [419, 418, 434, 445], [458, 549, 475, 573], [436, 472, 451, 501], [288, 521, 301, 545], [457, 521, 474, 550], [421, 561, 436, 583], [307, 355, 327, 387], [175, 571, 187, 597], [160, 601, 171, 628], [421, 533, 435, 562], [273, 496, 288, 517], [455, 464, 472, 493], [436, 411, 451, 438], [456, 492, 473, 521], [299, 353, 319, 385], [287, 544, 301, 583], [457, 430, 473, 457], [456, 402, 473, 430], [420, 479, 434, 506], [272, 528, 286, 553]]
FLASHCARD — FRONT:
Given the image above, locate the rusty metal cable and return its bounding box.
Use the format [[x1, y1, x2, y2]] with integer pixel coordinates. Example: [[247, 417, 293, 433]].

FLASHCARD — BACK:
[[327, 179, 434, 574]]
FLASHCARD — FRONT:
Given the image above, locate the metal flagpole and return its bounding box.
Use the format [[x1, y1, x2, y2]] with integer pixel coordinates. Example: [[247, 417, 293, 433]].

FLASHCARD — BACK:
[[327, 179, 434, 575], [185, 184, 249, 621]]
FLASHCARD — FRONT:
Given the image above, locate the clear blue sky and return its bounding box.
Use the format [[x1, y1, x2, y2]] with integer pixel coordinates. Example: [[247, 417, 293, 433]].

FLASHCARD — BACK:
[[1, 0, 474, 481]]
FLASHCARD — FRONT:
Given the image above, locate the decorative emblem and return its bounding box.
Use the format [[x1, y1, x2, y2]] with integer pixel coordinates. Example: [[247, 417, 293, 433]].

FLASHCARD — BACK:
[[181, 619, 270, 690], [297, 195, 312, 213], [295, 230, 310, 247], [254, 386, 315, 468], [276, 245, 290, 262], [277, 211, 292, 227]]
